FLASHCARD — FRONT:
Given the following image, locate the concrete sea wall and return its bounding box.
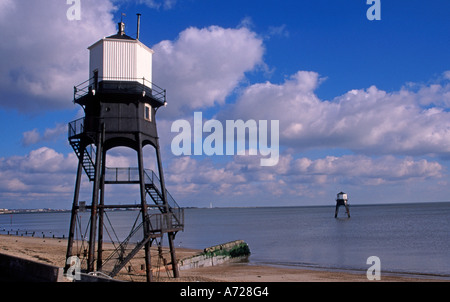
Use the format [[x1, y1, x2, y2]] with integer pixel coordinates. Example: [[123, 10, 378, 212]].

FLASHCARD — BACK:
[[0, 253, 64, 282], [178, 240, 250, 271], [0, 253, 119, 282]]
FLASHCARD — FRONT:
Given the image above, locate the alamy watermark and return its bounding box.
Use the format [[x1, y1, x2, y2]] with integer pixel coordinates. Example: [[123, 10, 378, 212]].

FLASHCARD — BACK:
[[66, 1, 380, 22], [366, 256, 381, 280], [171, 112, 280, 167], [67, 0, 81, 21], [366, 0, 381, 21], [65, 256, 81, 281]]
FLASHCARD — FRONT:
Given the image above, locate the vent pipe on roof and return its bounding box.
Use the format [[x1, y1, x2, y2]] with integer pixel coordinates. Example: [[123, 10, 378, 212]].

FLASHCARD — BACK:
[[118, 21, 125, 35], [136, 13, 141, 40]]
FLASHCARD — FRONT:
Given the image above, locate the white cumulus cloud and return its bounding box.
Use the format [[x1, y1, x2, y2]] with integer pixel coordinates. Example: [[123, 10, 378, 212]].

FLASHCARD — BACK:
[[224, 70, 450, 157], [0, 147, 79, 207], [21, 124, 66, 146], [152, 25, 265, 117], [0, 0, 116, 112]]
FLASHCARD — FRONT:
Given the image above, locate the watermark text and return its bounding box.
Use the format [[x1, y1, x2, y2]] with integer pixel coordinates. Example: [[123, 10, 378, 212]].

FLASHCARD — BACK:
[[366, 256, 381, 280], [65, 256, 81, 281], [171, 112, 279, 167], [67, 0, 81, 21], [366, 0, 381, 21]]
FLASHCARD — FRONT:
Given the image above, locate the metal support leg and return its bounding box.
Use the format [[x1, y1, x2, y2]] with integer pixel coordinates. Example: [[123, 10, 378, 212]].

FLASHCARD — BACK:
[[97, 147, 107, 271], [137, 137, 153, 282], [87, 126, 104, 272], [65, 154, 84, 273], [344, 203, 351, 218], [155, 139, 179, 278]]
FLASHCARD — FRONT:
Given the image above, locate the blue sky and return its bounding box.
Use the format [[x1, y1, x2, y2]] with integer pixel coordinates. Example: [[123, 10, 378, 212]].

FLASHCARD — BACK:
[[1, 0, 450, 209]]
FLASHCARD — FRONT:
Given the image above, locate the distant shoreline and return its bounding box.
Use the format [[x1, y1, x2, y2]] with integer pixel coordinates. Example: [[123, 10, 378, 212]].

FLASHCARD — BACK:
[[2, 200, 450, 215], [0, 209, 70, 215]]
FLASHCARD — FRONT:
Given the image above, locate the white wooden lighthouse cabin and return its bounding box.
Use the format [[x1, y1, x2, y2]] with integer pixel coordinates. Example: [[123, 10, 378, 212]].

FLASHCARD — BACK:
[[335, 192, 350, 218], [88, 21, 154, 91], [337, 192, 347, 201]]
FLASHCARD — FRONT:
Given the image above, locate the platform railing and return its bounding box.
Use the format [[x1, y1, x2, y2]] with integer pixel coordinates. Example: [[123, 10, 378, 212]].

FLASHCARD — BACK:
[[73, 76, 166, 104], [68, 117, 85, 138]]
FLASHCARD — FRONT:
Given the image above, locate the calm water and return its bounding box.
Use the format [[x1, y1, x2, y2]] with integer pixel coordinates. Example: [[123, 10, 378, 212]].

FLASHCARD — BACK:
[[1, 202, 449, 278]]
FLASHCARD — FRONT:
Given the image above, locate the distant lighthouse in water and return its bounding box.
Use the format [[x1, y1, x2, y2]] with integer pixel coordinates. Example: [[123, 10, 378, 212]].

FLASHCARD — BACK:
[[334, 192, 350, 218]]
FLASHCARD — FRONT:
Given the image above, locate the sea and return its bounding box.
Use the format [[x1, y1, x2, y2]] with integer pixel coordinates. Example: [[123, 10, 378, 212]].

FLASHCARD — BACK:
[[1, 202, 449, 280]]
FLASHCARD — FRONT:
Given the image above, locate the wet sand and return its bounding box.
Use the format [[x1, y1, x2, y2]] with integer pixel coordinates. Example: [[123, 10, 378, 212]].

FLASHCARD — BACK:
[[0, 235, 446, 282]]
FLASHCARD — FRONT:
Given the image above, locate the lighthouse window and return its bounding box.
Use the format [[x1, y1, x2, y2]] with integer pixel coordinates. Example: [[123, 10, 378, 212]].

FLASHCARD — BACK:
[[144, 104, 152, 122]]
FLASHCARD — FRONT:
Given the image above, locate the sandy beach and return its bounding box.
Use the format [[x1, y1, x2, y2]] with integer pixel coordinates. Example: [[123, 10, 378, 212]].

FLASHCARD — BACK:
[[0, 234, 446, 282]]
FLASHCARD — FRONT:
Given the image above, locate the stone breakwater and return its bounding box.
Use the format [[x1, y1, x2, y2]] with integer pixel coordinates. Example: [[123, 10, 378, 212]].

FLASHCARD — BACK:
[[178, 240, 250, 270]]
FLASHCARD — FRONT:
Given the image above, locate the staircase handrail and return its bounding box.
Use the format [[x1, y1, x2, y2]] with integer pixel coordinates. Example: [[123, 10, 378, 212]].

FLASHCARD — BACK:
[[104, 167, 181, 210], [101, 211, 183, 277], [68, 117, 85, 138]]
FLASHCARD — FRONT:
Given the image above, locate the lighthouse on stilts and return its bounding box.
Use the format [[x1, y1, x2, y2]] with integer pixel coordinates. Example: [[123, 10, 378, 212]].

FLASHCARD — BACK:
[[334, 192, 350, 218], [65, 15, 184, 282]]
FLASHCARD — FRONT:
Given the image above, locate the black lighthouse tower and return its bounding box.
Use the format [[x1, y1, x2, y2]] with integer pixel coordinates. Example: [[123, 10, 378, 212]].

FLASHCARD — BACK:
[[65, 19, 184, 282]]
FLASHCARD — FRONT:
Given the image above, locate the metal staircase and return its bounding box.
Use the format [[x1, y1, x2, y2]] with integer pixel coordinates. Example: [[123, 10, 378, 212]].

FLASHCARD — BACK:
[[68, 118, 183, 216], [68, 119, 184, 277], [68, 137, 183, 224], [100, 219, 152, 277], [68, 137, 96, 181]]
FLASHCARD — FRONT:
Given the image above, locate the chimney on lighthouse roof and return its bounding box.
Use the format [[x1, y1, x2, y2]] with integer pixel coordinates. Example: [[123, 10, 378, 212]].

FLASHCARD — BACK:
[[118, 21, 126, 36]]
